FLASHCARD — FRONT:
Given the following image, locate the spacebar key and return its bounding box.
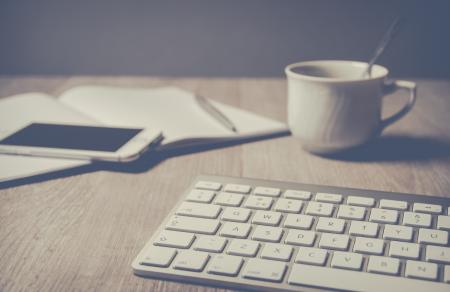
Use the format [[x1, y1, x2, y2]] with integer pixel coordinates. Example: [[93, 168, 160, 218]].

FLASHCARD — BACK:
[[166, 215, 220, 234], [288, 264, 449, 292]]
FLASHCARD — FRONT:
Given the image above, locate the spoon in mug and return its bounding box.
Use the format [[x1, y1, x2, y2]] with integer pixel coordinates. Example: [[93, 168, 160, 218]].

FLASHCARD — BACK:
[[363, 17, 402, 78]]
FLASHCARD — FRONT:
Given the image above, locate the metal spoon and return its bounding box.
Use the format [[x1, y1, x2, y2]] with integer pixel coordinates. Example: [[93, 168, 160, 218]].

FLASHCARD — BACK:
[[363, 17, 402, 78]]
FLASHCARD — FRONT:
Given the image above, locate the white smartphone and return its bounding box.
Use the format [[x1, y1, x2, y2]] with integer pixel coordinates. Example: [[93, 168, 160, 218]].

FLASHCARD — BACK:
[[0, 122, 163, 162]]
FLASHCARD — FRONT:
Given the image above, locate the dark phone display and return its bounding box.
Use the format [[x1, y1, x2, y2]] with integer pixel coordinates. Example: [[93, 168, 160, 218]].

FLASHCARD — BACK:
[[0, 123, 143, 152]]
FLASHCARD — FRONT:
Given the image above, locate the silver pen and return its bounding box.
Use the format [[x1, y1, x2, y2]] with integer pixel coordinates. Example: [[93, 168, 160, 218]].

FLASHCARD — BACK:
[[195, 95, 238, 133]]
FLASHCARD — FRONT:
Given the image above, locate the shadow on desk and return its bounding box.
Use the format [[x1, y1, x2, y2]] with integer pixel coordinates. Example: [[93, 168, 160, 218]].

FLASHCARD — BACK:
[[325, 135, 450, 162], [0, 132, 288, 189]]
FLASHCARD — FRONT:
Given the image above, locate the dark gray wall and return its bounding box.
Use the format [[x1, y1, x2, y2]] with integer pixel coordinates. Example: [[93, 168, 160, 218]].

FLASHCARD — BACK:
[[1, 0, 449, 77]]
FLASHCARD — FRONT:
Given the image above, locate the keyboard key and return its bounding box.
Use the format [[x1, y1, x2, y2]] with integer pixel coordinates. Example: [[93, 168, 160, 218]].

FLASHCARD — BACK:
[[252, 226, 284, 242], [418, 228, 448, 245], [383, 224, 413, 242], [252, 210, 282, 226], [403, 212, 432, 228], [195, 181, 221, 191], [369, 208, 398, 224], [337, 205, 366, 220], [331, 251, 363, 271], [214, 192, 244, 207], [318, 233, 350, 251], [219, 222, 251, 238], [221, 207, 251, 222], [347, 195, 375, 207], [260, 243, 293, 262], [413, 203, 442, 214], [445, 266, 450, 283], [379, 199, 408, 211], [305, 201, 334, 217], [223, 183, 251, 194], [243, 196, 273, 210], [253, 186, 281, 197], [154, 230, 195, 248], [186, 189, 216, 203], [176, 202, 222, 219], [315, 217, 346, 233], [207, 254, 243, 276], [284, 190, 311, 200], [193, 235, 227, 253], [173, 250, 210, 272], [242, 259, 286, 282], [274, 198, 303, 213], [353, 237, 385, 255], [227, 239, 260, 257], [285, 230, 316, 246], [367, 256, 400, 275], [166, 215, 220, 235], [437, 215, 450, 231], [388, 241, 420, 259], [140, 246, 177, 267], [295, 247, 328, 266], [348, 221, 379, 237], [283, 214, 314, 230], [425, 245, 450, 264], [405, 260, 438, 281], [315, 193, 343, 203]]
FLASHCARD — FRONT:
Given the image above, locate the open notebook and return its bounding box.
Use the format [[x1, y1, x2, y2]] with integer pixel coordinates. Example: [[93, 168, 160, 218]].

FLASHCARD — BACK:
[[0, 85, 289, 182]]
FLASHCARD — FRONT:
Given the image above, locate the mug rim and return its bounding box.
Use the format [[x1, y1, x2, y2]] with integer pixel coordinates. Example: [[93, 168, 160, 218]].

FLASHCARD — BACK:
[[285, 60, 389, 83]]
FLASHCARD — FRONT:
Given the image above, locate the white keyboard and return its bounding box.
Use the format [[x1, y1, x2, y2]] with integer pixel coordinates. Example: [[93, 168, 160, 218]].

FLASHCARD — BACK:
[[132, 175, 450, 291]]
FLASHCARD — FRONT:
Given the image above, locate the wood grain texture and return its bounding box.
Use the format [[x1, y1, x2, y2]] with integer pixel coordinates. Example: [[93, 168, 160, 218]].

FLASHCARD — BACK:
[[0, 76, 450, 292]]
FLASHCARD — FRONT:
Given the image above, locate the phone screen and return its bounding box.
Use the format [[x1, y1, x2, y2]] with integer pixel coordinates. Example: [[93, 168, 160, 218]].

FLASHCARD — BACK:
[[0, 123, 143, 152]]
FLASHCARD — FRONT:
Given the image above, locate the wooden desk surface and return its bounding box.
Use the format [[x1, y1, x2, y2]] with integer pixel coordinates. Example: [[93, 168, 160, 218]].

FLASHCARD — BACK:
[[1, 76, 450, 291]]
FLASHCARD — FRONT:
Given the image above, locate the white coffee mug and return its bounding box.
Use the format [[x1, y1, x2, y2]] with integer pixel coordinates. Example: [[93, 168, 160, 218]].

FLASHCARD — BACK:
[[285, 60, 417, 154]]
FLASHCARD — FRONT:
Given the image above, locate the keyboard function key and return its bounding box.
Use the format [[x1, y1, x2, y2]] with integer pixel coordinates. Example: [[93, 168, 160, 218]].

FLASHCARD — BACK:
[[219, 222, 252, 238], [367, 256, 400, 275], [413, 203, 442, 214], [283, 214, 314, 230], [348, 221, 379, 238], [186, 189, 216, 203], [425, 245, 450, 264], [243, 196, 273, 210], [173, 250, 210, 272], [193, 235, 227, 253], [402, 212, 432, 228], [154, 230, 195, 248], [295, 247, 328, 266], [315, 193, 343, 203], [346, 196, 375, 207], [405, 260, 438, 281], [418, 228, 448, 245], [252, 226, 284, 242], [331, 251, 363, 271], [214, 192, 244, 207], [369, 208, 398, 224], [383, 224, 413, 242], [260, 243, 293, 262], [284, 190, 311, 200], [253, 186, 281, 197], [242, 258, 287, 282], [318, 233, 350, 251], [221, 207, 251, 222], [437, 215, 450, 231], [388, 241, 420, 260], [207, 254, 243, 276], [140, 246, 177, 267], [227, 239, 260, 257], [274, 198, 303, 213], [223, 183, 251, 194], [379, 199, 408, 211], [315, 217, 346, 234], [305, 201, 334, 217], [176, 202, 222, 219], [337, 205, 366, 220], [251, 210, 282, 226], [353, 237, 385, 255], [195, 181, 221, 191], [285, 230, 316, 246]]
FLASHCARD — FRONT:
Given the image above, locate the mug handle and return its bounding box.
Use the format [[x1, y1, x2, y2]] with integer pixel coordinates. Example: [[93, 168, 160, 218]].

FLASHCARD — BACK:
[[380, 80, 417, 130]]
